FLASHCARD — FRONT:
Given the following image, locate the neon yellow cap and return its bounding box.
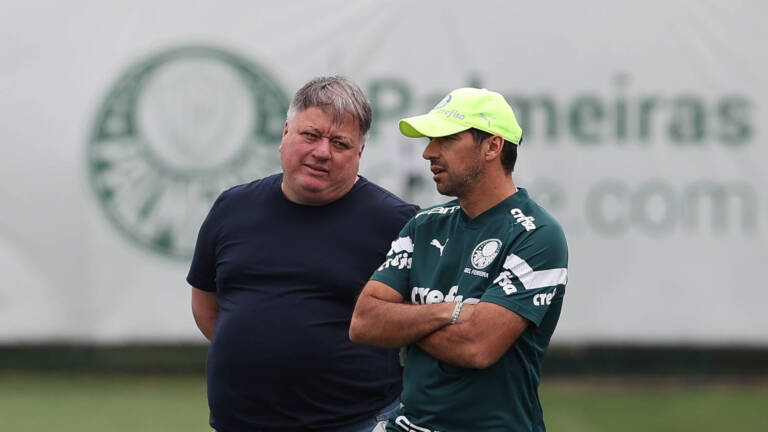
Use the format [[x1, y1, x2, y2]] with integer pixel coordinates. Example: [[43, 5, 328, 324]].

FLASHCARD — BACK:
[[399, 87, 523, 145]]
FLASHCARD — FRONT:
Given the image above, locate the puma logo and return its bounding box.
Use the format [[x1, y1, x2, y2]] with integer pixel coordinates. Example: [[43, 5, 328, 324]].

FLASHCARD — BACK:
[[430, 239, 448, 256], [478, 113, 492, 127]]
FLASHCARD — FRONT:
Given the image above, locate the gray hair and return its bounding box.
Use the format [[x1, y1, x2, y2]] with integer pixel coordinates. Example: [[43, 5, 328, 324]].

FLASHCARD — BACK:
[[286, 75, 372, 142]]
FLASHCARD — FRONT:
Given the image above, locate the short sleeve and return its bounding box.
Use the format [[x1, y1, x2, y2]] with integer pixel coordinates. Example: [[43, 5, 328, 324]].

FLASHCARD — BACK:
[[369, 218, 416, 298], [186, 193, 226, 292], [481, 224, 568, 327]]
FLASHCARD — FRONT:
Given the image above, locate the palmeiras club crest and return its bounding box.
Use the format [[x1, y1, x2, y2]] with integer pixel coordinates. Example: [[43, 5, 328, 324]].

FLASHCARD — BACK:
[[471, 239, 502, 269], [86, 46, 289, 258]]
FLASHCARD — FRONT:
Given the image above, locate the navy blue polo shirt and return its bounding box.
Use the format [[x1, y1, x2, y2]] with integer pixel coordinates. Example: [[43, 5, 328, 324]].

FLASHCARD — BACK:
[[188, 173, 418, 432]]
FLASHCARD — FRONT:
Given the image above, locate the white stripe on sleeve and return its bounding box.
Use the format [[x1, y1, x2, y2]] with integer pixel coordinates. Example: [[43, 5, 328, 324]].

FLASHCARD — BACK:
[[502, 253, 567, 290]]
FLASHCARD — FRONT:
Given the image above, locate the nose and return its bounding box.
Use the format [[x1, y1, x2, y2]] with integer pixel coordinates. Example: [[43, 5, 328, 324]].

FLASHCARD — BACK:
[[422, 138, 439, 160], [311, 138, 332, 160]]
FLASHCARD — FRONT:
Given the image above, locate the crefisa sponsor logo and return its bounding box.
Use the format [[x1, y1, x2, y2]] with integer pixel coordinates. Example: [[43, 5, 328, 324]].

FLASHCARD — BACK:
[[533, 288, 557, 306], [87, 46, 288, 258], [411, 285, 464, 304], [379, 236, 414, 271], [511, 208, 536, 231]]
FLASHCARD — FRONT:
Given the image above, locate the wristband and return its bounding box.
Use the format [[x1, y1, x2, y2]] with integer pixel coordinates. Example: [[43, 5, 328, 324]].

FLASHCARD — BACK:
[[449, 301, 463, 324]]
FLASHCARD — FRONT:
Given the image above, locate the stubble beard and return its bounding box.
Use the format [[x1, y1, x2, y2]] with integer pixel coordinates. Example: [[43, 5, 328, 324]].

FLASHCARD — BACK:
[[435, 160, 485, 198]]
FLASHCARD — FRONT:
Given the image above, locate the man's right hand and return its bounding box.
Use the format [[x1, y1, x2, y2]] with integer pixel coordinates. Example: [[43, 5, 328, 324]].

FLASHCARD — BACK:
[[350, 280, 456, 348]]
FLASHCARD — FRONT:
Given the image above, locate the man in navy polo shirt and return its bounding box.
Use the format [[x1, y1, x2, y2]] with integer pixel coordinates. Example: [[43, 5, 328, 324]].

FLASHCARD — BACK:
[[188, 76, 418, 432]]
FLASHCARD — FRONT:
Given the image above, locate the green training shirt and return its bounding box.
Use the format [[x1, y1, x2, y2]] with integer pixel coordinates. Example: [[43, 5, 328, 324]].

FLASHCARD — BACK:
[[371, 188, 568, 432]]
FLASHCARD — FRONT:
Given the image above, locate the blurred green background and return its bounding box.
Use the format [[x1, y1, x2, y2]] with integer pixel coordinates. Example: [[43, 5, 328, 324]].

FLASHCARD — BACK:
[[2, 345, 766, 431], [3, 372, 766, 431]]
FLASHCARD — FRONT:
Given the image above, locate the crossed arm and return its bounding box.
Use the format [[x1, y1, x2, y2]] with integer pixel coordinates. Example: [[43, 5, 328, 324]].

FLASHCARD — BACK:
[[349, 281, 529, 369]]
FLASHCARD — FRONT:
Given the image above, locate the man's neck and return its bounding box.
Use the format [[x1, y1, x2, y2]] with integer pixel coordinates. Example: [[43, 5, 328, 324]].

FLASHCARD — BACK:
[[459, 174, 517, 219]]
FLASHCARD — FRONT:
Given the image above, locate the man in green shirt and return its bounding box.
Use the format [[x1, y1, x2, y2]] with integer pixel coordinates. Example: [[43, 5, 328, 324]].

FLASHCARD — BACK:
[[350, 88, 568, 432]]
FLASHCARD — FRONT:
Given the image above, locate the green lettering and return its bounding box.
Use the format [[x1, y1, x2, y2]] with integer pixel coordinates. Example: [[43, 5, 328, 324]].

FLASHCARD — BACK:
[[368, 79, 412, 137], [508, 94, 558, 144], [527, 179, 567, 214], [668, 96, 705, 144], [614, 74, 629, 141], [508, 96, 532, 139], [424, 92, 447, 110], [466, 73, 483, 89], [630, 180, 677, 236], [569, 96, 604, 144], [585, 180, 630, 235], [681, 181, 757, 233], [538, 96, 558, 141], [638, 97, 660, 142], [718, 97, 751, 147]]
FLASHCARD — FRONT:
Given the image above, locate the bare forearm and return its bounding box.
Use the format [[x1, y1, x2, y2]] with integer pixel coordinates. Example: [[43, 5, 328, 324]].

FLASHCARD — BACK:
[[418, 302, 527, 369], [191, 287, 218, 341], [417, 324, 482, 368], [193, 313, 217, 340], [350, 297, 454, 348]]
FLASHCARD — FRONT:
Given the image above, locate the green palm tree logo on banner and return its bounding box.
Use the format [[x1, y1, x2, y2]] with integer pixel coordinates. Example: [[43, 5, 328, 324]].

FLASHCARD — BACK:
[[87, 46, 288, 259]]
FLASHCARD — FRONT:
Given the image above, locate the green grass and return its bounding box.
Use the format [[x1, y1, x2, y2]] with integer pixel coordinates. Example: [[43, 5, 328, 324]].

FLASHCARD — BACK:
[[2, 373, 767, 431], [541, 379, 768, 431], [0, 373, 209, 432]]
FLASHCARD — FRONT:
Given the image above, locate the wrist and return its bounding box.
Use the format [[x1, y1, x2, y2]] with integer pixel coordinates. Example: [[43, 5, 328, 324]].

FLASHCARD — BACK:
[[449, 301, 463, 324]]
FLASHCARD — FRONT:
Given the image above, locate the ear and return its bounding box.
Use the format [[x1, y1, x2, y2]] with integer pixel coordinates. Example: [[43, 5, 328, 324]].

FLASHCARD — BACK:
[[484, 135, 505, 161], [279, 121, 289, 152], [359, 142, 365, 156]]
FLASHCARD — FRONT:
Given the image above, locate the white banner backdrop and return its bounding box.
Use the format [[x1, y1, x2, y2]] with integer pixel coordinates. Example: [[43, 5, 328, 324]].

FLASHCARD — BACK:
[[0, 1, 766, 344]]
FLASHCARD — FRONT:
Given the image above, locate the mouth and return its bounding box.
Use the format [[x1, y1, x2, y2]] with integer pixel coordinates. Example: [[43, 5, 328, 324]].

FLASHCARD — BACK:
[[304, 163, 329, 175], [430, 165, 445, 181]]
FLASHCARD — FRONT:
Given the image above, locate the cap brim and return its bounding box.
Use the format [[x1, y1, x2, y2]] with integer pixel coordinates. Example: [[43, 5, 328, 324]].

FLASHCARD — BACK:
[[399, 113, 470, 139]]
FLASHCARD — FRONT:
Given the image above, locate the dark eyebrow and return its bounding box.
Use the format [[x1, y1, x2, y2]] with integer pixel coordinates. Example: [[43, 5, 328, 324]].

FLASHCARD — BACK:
[[331, 134, 352, 143]]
